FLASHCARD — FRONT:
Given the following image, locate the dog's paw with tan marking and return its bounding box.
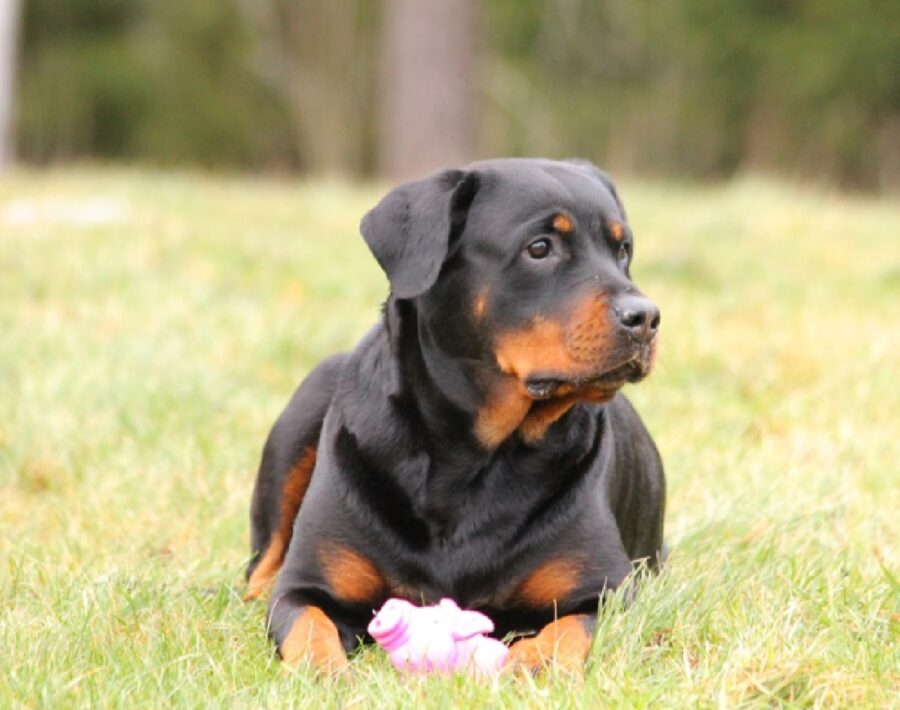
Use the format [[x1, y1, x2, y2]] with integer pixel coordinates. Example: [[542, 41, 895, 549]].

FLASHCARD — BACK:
[[280, 607, 350, 675], [504, 615, 593, 677]]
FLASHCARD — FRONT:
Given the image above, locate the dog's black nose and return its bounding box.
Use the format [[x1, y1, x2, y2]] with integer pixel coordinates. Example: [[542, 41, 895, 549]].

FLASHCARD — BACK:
[[614, 295, 660, 342]]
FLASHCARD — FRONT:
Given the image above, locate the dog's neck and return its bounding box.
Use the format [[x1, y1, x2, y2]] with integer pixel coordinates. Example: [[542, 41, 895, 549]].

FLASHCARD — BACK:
[[379, 297, 603, 539]]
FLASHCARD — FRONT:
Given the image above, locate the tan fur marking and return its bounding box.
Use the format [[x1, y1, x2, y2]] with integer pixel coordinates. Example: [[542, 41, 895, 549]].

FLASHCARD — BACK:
[[279, 446, 317, 530], [320, 544, 386, 604], [515, 558, 581, 607], [519, 395, 580, 444], [494, 296, 612, 381], [281, 606, 349, 672], [481, 295, 619, 447], [244, 446, 317, 601], [475, 377, 532, 448], [505, 615, 592, 676], [565, 294, 614, 364], [244, 532, 286, 600], [609, 221, 624, 241], [495, 317, 576, 378], [473, 291, 487, 320], [552, 213, 574, 233]]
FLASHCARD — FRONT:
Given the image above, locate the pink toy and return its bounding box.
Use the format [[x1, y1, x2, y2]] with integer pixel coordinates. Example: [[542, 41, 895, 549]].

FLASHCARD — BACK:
[[368, 598, 509, 676]]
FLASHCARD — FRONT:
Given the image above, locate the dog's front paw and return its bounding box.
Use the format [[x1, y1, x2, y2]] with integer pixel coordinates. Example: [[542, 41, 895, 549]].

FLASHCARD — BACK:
[[504, 615, 592, 678], [280, 607, 350, 676]]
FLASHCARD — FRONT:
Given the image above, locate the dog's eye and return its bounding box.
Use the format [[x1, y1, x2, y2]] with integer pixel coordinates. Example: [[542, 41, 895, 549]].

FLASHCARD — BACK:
[[617, 243, 629, 266], [526, 238, 552, 259]]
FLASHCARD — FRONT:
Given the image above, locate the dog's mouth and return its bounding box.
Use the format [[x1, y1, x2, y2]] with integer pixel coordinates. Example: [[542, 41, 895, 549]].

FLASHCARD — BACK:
[[523, 354, 651, 400]]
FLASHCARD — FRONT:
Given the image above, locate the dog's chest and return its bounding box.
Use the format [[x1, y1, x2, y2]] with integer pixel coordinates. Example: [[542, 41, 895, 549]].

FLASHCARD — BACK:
[[386, 533, 521, 608], [386, 450, 599, 606]]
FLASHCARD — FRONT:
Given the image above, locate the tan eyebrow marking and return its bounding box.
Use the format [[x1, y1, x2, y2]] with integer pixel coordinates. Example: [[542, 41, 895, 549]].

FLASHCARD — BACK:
[[552, 213, 574, 234], [609, 221, 624, 241]]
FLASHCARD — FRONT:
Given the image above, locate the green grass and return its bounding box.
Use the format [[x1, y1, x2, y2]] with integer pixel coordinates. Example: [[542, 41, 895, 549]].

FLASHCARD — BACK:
[[1, 167, 898, 708]]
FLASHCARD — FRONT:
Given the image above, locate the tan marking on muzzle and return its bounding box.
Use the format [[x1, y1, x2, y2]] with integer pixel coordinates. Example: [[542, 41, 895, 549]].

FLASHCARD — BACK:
[[479, 295, 620, 447], [494, 295, 613, 380]]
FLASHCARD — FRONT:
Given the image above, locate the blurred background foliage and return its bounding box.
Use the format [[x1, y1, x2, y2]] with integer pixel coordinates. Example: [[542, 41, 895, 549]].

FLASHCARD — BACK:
[[16, 0, 900, 190]]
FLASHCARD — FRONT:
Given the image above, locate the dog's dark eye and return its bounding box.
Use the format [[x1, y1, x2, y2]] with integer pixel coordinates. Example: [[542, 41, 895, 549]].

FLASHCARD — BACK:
[[526, 238, 552, 259], [617, 243, 629, 266]]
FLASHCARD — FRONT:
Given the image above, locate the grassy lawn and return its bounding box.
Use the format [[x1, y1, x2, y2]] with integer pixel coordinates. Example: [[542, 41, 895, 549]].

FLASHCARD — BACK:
[[1, 167, 898, 708]]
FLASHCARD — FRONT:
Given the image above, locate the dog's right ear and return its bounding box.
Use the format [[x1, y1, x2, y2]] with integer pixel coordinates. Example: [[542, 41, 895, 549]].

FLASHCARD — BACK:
[[360, 169, 480, 299]]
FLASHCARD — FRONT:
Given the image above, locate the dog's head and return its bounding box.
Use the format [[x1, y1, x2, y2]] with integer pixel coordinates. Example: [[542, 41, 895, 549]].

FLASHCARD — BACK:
[[361, 158, 659, 442]]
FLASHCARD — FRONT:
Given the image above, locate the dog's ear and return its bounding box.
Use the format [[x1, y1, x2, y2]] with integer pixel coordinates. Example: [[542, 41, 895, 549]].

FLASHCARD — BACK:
[[360, 169, 480, 299], [565, 158, 627, 220]]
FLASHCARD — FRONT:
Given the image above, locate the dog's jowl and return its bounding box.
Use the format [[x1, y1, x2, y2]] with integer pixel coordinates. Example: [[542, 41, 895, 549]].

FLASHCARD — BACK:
[[246, 158, 666, 675]]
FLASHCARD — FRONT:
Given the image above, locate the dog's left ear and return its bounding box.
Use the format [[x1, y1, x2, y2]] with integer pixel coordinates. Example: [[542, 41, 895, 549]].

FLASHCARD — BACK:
[[360, 169, 480, 299]]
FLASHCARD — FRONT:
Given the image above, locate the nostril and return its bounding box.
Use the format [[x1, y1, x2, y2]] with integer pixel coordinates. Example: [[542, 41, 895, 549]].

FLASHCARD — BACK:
[[619, 309, 645, 329], [649, 311, 661, 331]]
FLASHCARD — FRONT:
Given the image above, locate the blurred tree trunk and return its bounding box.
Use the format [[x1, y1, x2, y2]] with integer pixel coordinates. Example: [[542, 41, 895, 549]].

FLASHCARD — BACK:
[[236, 0, 374, 176], [0, 0, 20, 169], [378, 0, 477, 182], [281, 0, 368, 176]]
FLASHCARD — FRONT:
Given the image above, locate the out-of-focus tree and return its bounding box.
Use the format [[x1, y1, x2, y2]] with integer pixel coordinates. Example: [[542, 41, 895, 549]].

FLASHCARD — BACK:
[[377, 0, 477, 181], [235, 0, 377, 176], [0, 0, 20, 169], [482, 0, 900, 190], [13, 0, 900, 191], [18, 0, 294, 168]]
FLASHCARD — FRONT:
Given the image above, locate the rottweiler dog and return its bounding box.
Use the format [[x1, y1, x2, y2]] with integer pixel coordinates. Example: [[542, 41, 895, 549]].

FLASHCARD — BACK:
[[245, 158, 665, 675]]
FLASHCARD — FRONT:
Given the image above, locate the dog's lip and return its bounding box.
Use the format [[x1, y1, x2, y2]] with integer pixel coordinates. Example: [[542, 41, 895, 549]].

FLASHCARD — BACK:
[[524, 358, 647, 400]]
